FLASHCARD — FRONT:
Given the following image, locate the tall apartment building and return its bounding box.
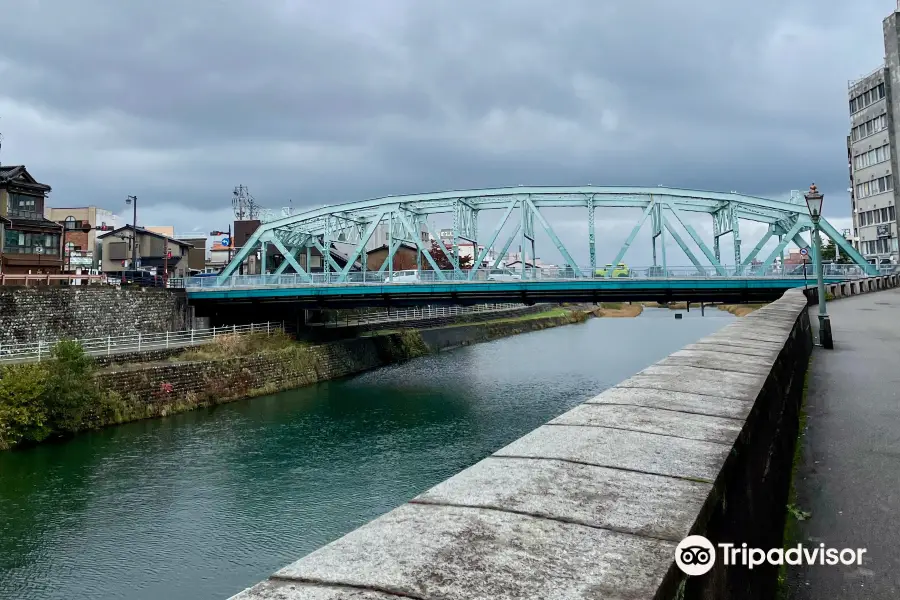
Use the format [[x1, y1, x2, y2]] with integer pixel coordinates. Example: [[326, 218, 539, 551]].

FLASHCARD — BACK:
[[847, 6, 900, 265]]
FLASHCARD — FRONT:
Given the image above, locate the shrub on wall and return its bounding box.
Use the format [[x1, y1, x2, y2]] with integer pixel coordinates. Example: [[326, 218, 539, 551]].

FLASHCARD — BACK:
[[0, 340, 106, 450], [0, 363, 51, 449]]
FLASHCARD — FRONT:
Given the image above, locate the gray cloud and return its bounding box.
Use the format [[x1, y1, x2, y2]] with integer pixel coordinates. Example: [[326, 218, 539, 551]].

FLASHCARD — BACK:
[[0, 0, 889, 236]]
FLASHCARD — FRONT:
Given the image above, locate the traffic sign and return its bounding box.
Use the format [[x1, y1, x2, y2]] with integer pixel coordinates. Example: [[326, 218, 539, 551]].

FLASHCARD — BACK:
[[799, 247, 809, 256], [221, 237, 230, 247]]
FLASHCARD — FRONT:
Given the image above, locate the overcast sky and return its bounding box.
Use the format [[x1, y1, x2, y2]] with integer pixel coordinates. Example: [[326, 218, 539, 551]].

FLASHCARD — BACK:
[[0, 0, 892, 263]]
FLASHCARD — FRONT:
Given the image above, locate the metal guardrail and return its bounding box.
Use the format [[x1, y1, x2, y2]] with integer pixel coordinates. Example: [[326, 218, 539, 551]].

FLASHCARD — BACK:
[[0, 274, 108, 286], [0, 322, 284, 364], [183, 264, 898, 290]]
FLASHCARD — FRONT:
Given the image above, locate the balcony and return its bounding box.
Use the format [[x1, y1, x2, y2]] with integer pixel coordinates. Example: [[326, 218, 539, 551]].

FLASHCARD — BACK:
[[7, 208, 52, 221], [2, 244, 61, 256]]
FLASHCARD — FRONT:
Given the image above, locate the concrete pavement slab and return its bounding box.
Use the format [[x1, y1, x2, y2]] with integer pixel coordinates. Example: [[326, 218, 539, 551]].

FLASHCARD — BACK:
[[585, 386, 753, 420], [659, 349, 775, 375], [493, 423, 730, 481], [412, 455, 711, 541], [685, 340, 781, 358], [618, 364, 766, 401], [548, 403, 744, 444], [272, 504, 677, 600], [696, 335, 785, 351]]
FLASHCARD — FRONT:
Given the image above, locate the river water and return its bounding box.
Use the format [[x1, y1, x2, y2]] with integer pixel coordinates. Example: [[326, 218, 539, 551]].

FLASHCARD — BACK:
[[0, 307, 734, 600]]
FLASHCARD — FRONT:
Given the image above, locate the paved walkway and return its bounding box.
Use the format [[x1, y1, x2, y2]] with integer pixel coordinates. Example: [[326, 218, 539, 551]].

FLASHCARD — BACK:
[[786, 288, 900, 598]]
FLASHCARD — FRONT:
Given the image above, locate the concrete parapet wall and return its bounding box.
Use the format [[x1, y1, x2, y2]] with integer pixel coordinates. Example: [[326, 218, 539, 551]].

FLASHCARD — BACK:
[[810, 274, 898, 304], [231, 290, 814, 600]]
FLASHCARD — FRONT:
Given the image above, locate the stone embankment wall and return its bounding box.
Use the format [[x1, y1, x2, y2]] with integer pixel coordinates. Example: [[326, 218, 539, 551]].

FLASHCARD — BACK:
[[96, 311, 588, 420], [0, 286, 190, 344], [299, 304, 550, 342], [230, 287, 818, 600]]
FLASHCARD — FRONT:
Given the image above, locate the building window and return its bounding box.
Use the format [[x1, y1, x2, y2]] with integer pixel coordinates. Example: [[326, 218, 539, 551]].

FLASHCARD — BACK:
[[2, 230, 60, 254], [7, 193, 42, 218], [850, 82, 886, 114], [855, 175, 893, 199], [854, 143, 891, 169]]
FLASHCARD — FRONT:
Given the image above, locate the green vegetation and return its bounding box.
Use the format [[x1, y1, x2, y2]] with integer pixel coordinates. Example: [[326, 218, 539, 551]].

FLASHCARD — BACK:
[[820, 239, 852, 264], [776, 359, 812, 598], [178, 331, 296, 361], [2, 311, 586, 449], [0, 341, 115, 450]]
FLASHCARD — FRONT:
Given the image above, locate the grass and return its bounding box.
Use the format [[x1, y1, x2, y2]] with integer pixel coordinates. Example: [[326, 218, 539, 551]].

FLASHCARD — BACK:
[[775, 357, 812, 599], [177, 331, 298, 361], [593, 302, 643, 318]]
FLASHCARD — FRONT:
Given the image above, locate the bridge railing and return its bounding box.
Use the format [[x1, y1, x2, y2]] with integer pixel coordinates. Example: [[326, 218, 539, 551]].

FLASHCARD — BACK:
[[0, 321, 285, 365], [185, 263, 894, 289]]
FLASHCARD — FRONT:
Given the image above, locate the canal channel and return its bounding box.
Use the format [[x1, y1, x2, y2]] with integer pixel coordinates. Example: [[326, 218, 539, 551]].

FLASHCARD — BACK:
[[0, 307, 735, 600]]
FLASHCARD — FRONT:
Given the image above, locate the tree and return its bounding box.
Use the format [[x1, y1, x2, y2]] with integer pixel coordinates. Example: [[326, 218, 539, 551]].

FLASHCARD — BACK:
[[427, 240, 473, 270], [820, 239, 852, 264]]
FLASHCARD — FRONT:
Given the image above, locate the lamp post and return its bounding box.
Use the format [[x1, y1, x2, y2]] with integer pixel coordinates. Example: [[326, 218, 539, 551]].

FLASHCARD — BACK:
[[804, 183, 833, 349], [125, 195, 138, 269]]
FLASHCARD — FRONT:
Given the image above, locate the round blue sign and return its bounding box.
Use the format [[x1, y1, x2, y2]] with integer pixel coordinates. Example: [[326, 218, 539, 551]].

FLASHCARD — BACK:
[[221, 237, 231, 247], [799, 247, 809, 256]]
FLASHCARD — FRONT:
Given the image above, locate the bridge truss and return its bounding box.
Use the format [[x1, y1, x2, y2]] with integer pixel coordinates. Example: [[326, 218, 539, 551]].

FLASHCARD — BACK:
[[216, 186, 875, 284]]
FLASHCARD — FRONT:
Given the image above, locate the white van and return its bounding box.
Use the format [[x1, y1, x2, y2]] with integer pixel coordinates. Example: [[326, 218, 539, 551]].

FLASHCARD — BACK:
[[384, 270, 420, 283], [486, 269, 521, 281]]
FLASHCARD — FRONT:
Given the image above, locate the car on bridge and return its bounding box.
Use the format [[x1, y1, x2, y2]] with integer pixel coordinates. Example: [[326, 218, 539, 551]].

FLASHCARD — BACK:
[[384, 270, 421, 283], [594, 263, 631, 278], [486, 269, 521, 281]]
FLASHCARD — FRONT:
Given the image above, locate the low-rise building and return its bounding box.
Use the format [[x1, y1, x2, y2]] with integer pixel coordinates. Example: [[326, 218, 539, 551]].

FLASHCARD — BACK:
[[98, 225, 193, 278], [366, 242, 419, 271], [175, 235, 208, 274], [46, 206, 118, 271], [0, 165, 64, 275]]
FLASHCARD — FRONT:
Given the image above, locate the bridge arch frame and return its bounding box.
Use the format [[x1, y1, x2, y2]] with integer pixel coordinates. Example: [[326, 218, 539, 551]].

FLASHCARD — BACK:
[[217, 186, 874, 283]]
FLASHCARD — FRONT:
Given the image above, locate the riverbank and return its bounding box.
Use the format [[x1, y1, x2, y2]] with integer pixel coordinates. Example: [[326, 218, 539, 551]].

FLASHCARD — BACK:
[[639, 300, 768, 317], [0, 307, 589, 450], [718, 303, 768, 317], [590, 302, 644, 318]]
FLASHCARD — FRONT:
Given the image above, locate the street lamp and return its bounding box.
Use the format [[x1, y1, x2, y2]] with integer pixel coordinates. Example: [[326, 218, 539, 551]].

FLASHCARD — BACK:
[[804, 183, 833, 349], [125, 195, 138, 269]]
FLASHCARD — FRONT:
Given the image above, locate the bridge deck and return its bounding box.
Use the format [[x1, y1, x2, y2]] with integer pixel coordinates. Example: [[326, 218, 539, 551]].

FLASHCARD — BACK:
[[186, 277, 845, 307]]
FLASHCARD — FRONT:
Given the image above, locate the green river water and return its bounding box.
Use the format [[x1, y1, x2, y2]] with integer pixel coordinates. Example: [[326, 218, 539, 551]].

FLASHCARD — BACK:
[[0, 308, 734, 600]]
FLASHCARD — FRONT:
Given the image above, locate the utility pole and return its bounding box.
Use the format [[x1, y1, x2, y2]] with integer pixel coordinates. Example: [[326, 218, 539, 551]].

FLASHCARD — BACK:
[[126, 195, 138, 269], [210, 225, 233, 266], [163, 238, 169, 286]]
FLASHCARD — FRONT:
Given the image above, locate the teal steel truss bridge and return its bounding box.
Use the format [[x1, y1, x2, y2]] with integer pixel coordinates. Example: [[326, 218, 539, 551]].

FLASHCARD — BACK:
[[188, 186, 875, 305]]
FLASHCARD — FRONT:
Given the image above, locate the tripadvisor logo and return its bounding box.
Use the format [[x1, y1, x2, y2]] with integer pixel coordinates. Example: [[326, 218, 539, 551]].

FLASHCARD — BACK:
[[675, 536, 867, 576]]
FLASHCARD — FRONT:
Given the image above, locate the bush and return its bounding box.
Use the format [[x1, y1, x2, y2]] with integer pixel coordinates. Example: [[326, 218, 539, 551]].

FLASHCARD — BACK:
[[0, 340, 103, 449], [0, 363, 51, 449], [43, 340, 101, 432]]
